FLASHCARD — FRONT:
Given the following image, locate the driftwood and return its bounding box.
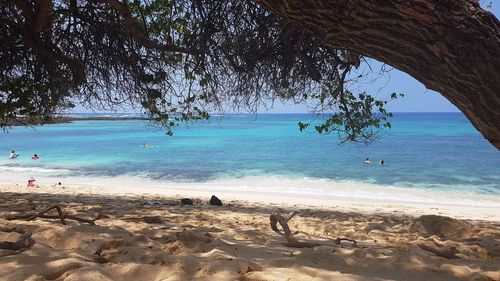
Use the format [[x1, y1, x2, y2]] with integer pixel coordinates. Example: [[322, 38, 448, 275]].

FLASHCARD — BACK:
[[6, 205, 98, 226], [0, 226, 35, 251], [122, 216, 163, 224], [329, 236, 358, 248], [418, 242, 460, 259], [270, 211, 357, 248], [270, 211, 299, 239]]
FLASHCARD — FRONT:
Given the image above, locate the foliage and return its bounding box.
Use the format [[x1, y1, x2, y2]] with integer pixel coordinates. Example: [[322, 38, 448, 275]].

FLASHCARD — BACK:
[[0, 0, 401, 142]]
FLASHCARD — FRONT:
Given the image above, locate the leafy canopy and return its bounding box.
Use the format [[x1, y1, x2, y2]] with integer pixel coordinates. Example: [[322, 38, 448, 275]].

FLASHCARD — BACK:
[[1, 0, 401, 143]]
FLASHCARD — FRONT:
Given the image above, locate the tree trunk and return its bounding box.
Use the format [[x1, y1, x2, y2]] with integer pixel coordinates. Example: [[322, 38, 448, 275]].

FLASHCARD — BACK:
[[254, 0, 500, 149]]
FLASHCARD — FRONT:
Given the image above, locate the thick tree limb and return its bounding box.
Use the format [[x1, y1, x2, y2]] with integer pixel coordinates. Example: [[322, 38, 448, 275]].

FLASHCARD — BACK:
[[32, 0, 52, 32], [254, 0, 500, 149]]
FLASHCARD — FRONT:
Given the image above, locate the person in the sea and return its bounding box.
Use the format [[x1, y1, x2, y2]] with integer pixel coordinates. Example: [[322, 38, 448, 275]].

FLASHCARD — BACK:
[[143, 143, 150, 148], [364, 158, 372, 164], [380, 159, 385, 165], [31, 154, 39, 160], [9, 150, 17, 159]]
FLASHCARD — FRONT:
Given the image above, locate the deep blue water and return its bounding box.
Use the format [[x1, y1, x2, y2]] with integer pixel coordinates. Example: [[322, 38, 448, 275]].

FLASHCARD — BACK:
[[0, 113, 499, 194]]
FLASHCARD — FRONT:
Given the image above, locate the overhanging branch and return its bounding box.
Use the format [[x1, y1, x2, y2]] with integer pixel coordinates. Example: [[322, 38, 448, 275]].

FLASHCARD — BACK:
[[93, 0, 200, 55]]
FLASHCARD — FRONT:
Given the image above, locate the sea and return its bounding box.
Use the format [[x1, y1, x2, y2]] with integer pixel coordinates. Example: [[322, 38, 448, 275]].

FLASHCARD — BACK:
[[0, 113, 499, 200]]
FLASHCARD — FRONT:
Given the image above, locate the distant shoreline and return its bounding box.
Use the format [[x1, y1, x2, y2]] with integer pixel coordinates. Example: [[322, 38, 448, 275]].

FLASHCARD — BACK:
[[5, 112, 468, 127], [8, 116, 148, 126], [7, 112, 466, 126]]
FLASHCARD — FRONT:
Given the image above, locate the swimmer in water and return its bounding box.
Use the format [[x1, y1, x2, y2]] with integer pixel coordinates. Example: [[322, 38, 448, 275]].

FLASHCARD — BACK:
[[142, 143, 150, 148], [9, 150, 17, 159], [380, 159, 384, 165], [32, 154, 39, 160], [364, 158, 372, 164]]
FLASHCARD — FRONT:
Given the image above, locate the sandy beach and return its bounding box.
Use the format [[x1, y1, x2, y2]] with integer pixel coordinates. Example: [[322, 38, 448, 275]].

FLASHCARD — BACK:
[[2, 0, 499, 278], [1, 179, 499, 281]]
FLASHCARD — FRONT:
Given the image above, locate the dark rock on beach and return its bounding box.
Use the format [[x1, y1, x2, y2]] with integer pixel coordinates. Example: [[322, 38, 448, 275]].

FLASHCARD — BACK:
[[209, 195, 223, 206], [180, 198, 193, 205]]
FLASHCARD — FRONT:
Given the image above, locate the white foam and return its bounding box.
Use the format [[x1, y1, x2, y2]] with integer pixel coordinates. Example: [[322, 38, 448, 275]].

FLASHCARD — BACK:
[[190, 175, 500, 207], [0, 169, 499, 208], [0, 165, 70, 174]]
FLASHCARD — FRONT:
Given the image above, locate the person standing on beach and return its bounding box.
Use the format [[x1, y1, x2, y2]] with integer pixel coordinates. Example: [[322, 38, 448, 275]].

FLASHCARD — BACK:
[[27, 177, 36, 188]]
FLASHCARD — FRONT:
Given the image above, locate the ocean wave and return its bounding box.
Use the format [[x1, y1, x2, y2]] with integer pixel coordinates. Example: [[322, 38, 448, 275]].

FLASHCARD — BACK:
[[0, 165, 70, 174], [189, 174, 500, 207], [104, 171, 500, 199], [0, 168, 498, 207]]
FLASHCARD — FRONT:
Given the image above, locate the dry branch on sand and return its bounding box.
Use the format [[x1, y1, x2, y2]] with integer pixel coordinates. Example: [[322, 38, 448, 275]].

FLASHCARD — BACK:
[[6, 204, 101, 225], [418, 241, 460, 259], [270, 211, 357, 248], [0, 226, 35, 252]]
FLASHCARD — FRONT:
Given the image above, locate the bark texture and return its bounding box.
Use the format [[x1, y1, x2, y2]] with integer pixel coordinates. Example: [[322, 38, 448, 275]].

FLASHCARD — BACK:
[[255, 0, 500, 149]]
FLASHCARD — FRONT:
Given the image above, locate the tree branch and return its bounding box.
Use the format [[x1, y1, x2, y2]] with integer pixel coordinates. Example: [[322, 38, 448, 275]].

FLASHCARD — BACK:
[[0, 226, 35, 252], [8, 0, 86, 87], [94, 0, 200, 55], [7, 204, 99, 225], [32, 0, 52, 32]]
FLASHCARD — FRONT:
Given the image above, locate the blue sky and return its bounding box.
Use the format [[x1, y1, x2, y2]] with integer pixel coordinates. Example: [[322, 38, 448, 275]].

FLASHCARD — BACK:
[[270, 59, 461, 113], [75, 1, 498, 114]]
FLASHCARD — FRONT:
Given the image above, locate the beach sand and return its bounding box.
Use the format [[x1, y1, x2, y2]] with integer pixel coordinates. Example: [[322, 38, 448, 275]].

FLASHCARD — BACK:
[[1, 182, 499, 281]]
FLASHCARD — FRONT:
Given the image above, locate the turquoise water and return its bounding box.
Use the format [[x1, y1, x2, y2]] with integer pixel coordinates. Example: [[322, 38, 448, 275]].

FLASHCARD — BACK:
[[0, 113, 499, 194]]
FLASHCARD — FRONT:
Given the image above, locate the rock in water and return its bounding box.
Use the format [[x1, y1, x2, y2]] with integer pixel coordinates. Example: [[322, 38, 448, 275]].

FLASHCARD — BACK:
[[180, 198, 193, 205], [410, 215, 473, 240], [209, 195, 223, 206]]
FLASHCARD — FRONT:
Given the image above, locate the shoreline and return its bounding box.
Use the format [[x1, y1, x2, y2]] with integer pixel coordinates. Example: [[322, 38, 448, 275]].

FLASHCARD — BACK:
[[0, 170, 499, 221]]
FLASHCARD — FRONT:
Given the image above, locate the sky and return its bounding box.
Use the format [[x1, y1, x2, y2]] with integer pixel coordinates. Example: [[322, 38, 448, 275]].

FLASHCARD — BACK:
[[270, 60, 461, 113], [74, 1, 499, 114]]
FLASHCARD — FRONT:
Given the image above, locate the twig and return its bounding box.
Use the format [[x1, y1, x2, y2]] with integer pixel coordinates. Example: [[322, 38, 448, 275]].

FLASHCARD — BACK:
[[334, 237, 358, 247], [324, 232, 358, 247]]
